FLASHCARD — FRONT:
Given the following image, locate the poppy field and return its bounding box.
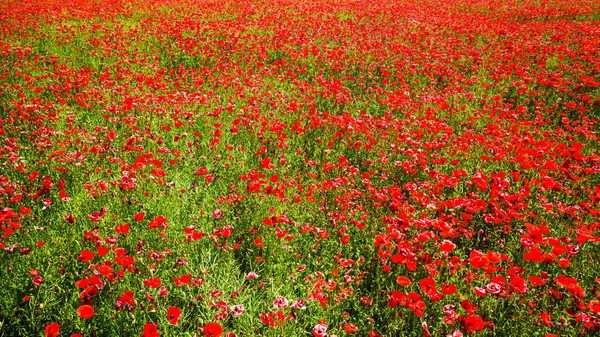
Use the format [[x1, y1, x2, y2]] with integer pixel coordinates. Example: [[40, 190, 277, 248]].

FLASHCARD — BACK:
[[1, 0, 600, 336]]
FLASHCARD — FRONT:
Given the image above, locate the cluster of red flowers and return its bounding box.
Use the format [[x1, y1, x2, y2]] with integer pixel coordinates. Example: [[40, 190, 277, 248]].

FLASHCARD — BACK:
[[1, 0, 600, 336]]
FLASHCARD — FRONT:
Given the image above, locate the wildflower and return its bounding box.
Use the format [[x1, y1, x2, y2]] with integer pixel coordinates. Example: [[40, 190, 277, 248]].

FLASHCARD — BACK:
[[77, 305, 94, 319], [203, 322, 223, 337], [167, 306, 181, 325]]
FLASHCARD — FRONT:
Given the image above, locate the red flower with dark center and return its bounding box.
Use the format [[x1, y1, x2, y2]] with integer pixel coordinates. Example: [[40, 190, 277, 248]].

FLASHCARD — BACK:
[[419, 278, 437, 295], [462, 314, 485, 333], [312, 323, 328, 337], [167, 306, 182, 325], [273, 296, 288, 308]]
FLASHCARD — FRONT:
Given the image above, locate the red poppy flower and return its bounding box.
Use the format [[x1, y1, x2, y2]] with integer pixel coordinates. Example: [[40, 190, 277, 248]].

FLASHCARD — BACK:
[[474, 286, 487, 297], [143, 278, 162, 288], [167, 306, 182, 325], [419, 278, 437, 295], [528, 275, 546, 287], [45, 322, 60, 337], [134, 212, 145, 222], [462, 314, 485, 332], [439, 240, 456, 253], [441, 284, 457, 295], [32, 276, 44, 286], [77, 250, 95, 263], [312, 323, 328, 337], [344, 322, 358, 333], [541, 312, 553, 327], [115, 223, 130, 235], [486, 282, 501, 294], [97, 245, 110, 257], [63, 214, 75, 223], [143, 323, 160, 337], [203, 322, 223, 337], [273, 296, 288, 308], [396, 276, 411, 286], [77, 304, 94, 319], [174, 274, 191, 286]]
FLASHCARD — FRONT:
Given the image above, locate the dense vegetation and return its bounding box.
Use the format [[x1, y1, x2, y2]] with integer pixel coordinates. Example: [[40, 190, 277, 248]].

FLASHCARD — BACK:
[[1, 0, 600, 336]]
